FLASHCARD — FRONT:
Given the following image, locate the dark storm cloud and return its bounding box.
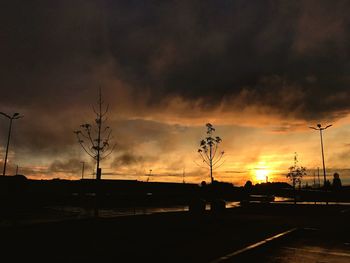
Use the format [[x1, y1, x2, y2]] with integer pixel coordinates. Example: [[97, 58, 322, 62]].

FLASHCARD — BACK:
[[0, 109, 81, 157], [49, 158, 92, 174], [1, 0, 350, 121], [110, 118, 188, 152], [113, 153, 144, 166], [112, 152, 159, 171], [101, 0, 350, 120]]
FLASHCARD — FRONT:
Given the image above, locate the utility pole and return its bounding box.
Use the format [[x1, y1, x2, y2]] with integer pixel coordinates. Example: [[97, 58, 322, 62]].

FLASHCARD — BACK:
[[81, 161, 85, 179], [0, 112, 23, 176], [147, 169, 152, 182], [309, 124, 332, 186]]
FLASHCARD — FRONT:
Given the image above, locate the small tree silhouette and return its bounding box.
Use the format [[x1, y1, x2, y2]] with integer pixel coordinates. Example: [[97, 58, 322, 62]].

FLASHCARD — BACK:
[[198, 123, 224, 184], [74, 89, 115, 180], [332, 172, 342, 191], [286, 152, 306, 204]]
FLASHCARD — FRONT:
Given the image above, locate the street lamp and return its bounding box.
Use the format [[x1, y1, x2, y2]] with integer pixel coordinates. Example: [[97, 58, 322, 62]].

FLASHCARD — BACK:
[[309, 123, 332, 186], [0, 112, 23, 176]]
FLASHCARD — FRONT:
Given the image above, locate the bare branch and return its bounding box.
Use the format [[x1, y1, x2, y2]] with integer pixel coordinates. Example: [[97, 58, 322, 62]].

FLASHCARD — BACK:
[[213, 159, 226, 169], [86, 128, 96, 147], [100, 144, 116, 160], [92, 105, 99, 116], [199, 152, 210, 166], [203, 150, 211, 163], [78, 141, 95, 159], [212, 151, 224, 166], [193, 160, 208, 169], [102, 104, 109, 116], [212, 143, 218, 159], [79, 131, 91, 141]]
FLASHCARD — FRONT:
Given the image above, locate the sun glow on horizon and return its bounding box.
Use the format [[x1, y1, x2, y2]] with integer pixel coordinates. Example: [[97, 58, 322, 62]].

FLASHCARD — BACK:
[[255, 168, 269, 182], [250, 160, 274, 183]]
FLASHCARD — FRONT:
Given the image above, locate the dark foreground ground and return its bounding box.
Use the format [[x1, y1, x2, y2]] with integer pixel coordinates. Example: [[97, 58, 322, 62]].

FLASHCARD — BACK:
[[1, 203, 350, 263]]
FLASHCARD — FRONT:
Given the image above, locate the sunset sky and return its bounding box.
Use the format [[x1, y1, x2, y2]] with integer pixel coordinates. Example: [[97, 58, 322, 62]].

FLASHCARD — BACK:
[[1, 1, 350, 185]]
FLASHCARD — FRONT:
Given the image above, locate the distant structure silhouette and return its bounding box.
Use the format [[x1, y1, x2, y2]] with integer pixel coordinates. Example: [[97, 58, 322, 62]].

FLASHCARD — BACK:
[[146, 169, 152, 182], [198, 123, 224, 184], [74, 89, 115, 180], [0, 112, 23, 176], [80, 161, 85, 179]]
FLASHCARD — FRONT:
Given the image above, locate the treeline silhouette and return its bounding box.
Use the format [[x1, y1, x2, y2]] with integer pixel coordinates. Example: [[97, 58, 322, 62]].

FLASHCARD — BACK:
[[245, 181, 350, 203], [1, 175, 350, 214], [0, 176, 243, 212]]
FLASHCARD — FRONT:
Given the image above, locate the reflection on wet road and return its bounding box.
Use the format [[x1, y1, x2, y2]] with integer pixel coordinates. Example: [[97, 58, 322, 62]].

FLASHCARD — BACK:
[[228, 228, 350, 263], [273, 246, 350, 263], [52, 201, 241, 218]]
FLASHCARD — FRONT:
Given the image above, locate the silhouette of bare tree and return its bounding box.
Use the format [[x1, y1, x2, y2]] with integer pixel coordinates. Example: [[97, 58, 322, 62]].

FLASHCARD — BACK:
[[74, 89, 115, 180], [286, 152, 306, 204], [198, 123, 224, 184]]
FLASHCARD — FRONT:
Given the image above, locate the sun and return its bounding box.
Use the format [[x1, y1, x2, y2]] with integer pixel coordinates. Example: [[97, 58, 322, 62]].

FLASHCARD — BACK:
[[255, 168, 269, 182]]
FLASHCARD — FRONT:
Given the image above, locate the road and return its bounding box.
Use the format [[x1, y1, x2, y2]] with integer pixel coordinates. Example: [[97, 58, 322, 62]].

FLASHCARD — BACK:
[[2, 203, 349, 262], [220, 228, 350, 263]]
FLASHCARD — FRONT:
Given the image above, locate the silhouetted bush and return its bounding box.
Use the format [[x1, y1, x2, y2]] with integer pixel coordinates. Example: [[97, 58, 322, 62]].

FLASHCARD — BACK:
[[332, 172, 342, 191]]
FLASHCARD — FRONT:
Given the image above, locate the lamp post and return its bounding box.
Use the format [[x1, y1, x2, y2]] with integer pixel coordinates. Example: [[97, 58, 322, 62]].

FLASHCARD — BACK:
[[309, 123, 332, 186], [0, 112, 23, 176]]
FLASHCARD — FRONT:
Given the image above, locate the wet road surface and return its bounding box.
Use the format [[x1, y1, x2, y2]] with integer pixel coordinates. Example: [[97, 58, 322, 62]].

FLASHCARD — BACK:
[[223, 228, 350, 263]]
